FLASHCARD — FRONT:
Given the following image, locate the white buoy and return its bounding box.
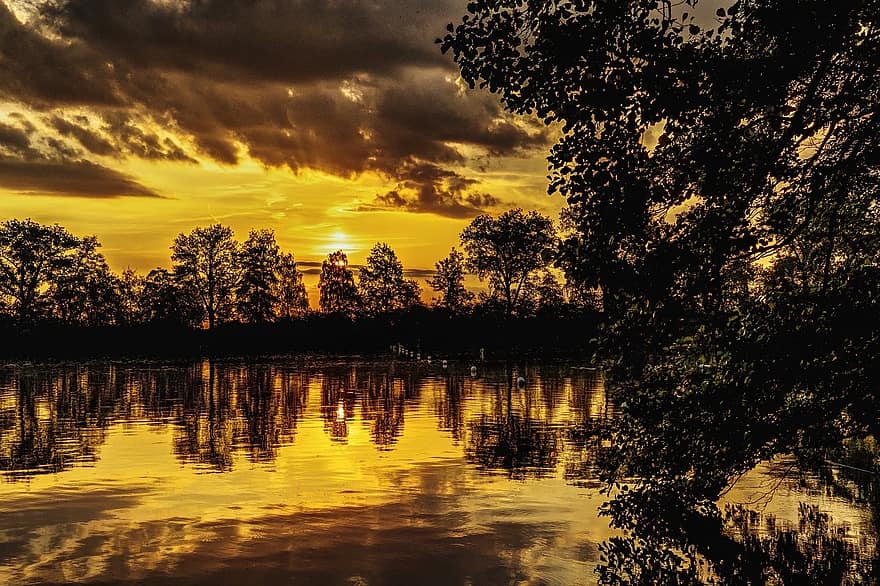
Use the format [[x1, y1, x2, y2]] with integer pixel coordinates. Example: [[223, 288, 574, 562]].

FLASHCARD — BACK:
[[516, 376, 526, 389], [470, 366, 477, 377], [479, 348, 485, 361], [417, 352, 421, 361], [442, 360, 448, 369]]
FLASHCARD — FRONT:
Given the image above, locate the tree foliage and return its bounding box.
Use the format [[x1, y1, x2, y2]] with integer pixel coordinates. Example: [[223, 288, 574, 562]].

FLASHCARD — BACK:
[[275, 252, 309, 319], [237, 229, 281, 323], [358, 242, 421, 315], [460, 208, 556, 317], [318, 250, 359, 316], [50, 236, 120, 326], [172, 224, 239, 330], [443, 0, 880, 581], [0, 218, 80, 322], [140, 268, 203, 326], [428, 247, 474, 313]]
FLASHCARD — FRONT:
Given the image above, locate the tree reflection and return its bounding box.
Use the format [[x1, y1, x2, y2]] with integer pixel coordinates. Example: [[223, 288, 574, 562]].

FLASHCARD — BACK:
[[465, 366, 561, 479], [359, 369, 405, 449], [436, 374, 466, 442], [321, 366, 355, 443], [592, 381, 880, 585], [0, 368, 106, 479], [173, 361, 235, 471], [233, 366, 308, 462]]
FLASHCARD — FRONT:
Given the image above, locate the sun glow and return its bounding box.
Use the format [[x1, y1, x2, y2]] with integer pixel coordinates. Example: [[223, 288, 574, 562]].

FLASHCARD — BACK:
[[325, 231, 352, 255]]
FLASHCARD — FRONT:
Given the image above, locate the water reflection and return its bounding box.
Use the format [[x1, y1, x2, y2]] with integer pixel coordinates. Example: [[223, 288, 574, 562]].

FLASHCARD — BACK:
[[0, 359, 875, 584]]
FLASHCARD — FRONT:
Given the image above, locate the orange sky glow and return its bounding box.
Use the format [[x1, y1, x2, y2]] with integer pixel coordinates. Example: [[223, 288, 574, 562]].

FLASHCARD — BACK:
[[0, 0, 564, 297]]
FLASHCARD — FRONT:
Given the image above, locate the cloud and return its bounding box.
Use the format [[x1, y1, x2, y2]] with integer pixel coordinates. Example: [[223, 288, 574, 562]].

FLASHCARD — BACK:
[[40, 0, 456, 84], [0, 113, 160, 197], [360, 161, 501, 219], [0, 156, 161, 197], [0, 3, 122, 107], [47, 115, 117, 156], [1, 0, 551, 213]]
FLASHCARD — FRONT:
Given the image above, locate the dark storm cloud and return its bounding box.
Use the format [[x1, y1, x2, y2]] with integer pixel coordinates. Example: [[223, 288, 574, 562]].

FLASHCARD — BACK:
[[0, 156, 160, 197], [48, 116, 117, 157], [41, 0, 455, 84], [0, 3, 122, 107], [0, 112, 159, 197], [360, 162, 501, 219], [2, 0, 549, 212], [0, 121, 36, 157]]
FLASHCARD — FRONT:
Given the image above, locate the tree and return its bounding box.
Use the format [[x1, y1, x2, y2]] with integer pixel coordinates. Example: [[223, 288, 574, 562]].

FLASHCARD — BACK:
[[50, 235, 120, 326], [237, 229, 280, 323], [530, 270, 565, 315], [275, 252, 309, 319], [171, 224, 239, 330], [428, 247, 474, 313], [460, 208, 556, 317], [116, 269, 144, 325], [140, 268, 203, 326], [0, 219, 80, 322], [358, 242, 421, 315], [443, 1, 880, 581], [318, 250, 359, 316]]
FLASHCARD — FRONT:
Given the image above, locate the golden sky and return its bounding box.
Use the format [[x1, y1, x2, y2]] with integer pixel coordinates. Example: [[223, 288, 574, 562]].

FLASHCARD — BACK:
[[0, 0, 564, 284]]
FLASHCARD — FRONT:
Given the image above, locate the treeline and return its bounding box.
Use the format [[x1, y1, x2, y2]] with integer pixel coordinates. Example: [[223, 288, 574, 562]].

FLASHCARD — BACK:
[[0, 210, 600, 357]]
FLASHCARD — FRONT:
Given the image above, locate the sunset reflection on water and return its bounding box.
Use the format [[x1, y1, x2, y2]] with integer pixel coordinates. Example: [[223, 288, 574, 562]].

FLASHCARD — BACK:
[[0, 359, 871, 584]]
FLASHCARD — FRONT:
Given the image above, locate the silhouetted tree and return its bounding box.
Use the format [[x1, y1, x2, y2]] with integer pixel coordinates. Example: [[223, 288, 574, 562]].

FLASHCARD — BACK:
[[318, 250, 359, 316], [529, 270, 565, 316], [236, 229, 280, 323], [460, 209, 556, 317], [428, 247, 474, 313], [563, 279, 600, 314], [50, 236, 120, 326], [358, 242, 420, 315], [274, 252, 309, 318], [172, 224, 239, 330], [0, 219, 79, 322], [116, 269, 144, 325], [140, 268, 203, 326], [442, 1, 880, 581]]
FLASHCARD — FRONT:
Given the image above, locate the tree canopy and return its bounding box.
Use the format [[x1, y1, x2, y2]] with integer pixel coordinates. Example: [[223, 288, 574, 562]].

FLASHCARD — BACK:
[[237, 229, 281, 324], [318, 250, 360, 316], [172, 224, 240, 330], [358, 242, 421, 315], [443, 0, 880, 581], [0, 218, 80, 322], [460, 208, 557, 317], [427, 247, 474, 313]]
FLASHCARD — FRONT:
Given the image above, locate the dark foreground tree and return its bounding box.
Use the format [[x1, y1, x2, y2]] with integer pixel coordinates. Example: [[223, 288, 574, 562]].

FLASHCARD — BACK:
[[358, 242, 421, 315], [318, 250, 359, 316], [0, 219, 79, 322], [172, 224, 239, 330], [460, 208, 556, 317], [443, 0, 880, 582], [428, 247, 474, 313]]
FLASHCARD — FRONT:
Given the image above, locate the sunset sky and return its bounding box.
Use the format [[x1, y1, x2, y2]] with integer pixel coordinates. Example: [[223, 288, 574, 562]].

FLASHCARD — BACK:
[[0, 0, 564, 286]]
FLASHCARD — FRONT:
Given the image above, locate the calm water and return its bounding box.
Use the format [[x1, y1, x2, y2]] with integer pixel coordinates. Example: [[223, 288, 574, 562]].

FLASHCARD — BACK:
[[0, 358, 873, 584]]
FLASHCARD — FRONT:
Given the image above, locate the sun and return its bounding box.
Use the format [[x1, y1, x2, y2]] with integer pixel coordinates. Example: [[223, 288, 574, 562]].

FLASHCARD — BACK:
[[324, 231, 352, 255]]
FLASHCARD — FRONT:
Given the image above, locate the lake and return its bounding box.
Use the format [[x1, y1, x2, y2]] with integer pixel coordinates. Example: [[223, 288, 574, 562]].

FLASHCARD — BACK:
[[0, 358, 874, 584]]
